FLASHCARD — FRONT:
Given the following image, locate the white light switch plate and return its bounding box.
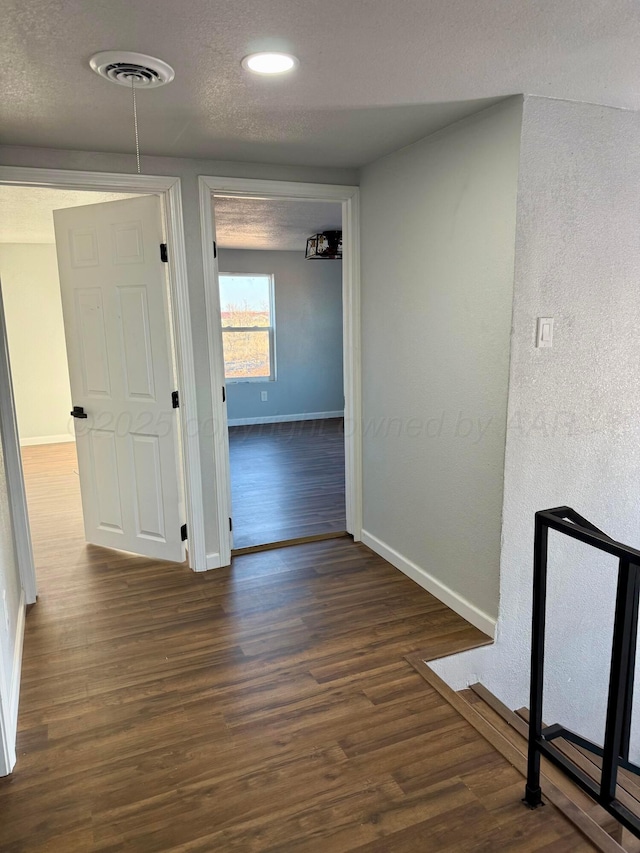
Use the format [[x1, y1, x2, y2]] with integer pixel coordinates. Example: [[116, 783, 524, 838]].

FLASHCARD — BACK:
[[536, 317, 554, 348], [261, 391, 268, 402]]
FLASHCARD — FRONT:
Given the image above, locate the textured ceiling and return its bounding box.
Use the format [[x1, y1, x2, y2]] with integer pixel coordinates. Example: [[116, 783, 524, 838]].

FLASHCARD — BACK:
[[0, 187, 144, 243], [214, 197, 341, 251], [2, 0, 639, 167], [0, 187, 339, 249]]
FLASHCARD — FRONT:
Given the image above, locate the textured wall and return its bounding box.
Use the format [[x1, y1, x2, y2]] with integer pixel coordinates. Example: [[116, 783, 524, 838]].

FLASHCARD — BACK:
[[433, 96, 640, 754], [359, 98, 522, 623], [0, 245, 72, 441], [0, 145, 357, 559], [218, 250, 343, 422]]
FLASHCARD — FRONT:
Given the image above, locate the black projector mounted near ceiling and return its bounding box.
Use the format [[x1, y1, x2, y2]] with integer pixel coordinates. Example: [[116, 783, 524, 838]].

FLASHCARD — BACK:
[[305, 231, 342, 260]]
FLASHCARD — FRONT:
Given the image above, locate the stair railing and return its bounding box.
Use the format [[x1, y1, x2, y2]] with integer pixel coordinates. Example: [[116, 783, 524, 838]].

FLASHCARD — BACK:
[[524, 506, 640, 838]]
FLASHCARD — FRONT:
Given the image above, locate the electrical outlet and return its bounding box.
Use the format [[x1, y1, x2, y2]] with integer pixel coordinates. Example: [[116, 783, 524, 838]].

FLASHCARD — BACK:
[[261, 391, 268, 402]]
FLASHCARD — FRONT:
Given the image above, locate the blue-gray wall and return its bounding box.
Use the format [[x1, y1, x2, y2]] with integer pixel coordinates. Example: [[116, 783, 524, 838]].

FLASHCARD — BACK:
[[218, 249, 343, 422], [359, 98, 522, 627]]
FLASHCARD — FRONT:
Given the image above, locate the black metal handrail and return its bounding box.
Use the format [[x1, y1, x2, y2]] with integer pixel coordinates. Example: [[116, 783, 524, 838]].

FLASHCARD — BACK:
[[524, 506, 640, 838]]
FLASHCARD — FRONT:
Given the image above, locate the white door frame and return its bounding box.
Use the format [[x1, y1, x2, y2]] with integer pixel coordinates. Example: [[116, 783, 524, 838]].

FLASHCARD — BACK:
[[0, 166, 207, 583], [0, 278, 36, 605], [0, 278, 28, 776], [199, 176, 362, 567]]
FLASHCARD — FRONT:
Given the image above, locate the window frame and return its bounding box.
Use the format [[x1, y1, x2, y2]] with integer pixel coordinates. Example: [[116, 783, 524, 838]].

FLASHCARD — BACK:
[[218, 272, 276, 383]]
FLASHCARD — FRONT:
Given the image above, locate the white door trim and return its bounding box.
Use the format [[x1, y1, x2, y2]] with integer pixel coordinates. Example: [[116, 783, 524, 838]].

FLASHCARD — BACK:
[[0, 279, 36, 604], [199, 185, 233, 567], [198, 176, 362, 567], [0, 166, 207, 575]]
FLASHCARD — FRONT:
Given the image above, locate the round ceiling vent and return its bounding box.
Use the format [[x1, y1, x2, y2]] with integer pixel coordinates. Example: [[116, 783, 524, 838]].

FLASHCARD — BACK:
[[89, 51, 175, 88]]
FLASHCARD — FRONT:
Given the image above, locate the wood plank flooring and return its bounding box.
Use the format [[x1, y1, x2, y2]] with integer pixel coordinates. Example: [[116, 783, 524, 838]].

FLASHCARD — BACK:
[[228, 418, 346, 549], [0, 442, 597, 851]]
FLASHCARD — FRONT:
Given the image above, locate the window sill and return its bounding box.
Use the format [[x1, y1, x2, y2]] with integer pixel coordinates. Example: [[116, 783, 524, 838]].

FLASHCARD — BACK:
[[226, 377, 275, 384]]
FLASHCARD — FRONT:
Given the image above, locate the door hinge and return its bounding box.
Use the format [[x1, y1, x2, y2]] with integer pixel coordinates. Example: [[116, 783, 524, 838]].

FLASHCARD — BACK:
[[160, 243, 168, 263], [229, 517, 233, 532], [222, 386, 226, 403], [181, 523, 188, 541], [172, 390, 180, 409], [213, 240, 217, 259]]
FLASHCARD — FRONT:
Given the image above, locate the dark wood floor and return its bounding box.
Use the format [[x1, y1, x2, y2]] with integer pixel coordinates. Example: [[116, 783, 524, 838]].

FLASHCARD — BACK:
[[228, 418, 346, 549], [0, 443, 596, 852]]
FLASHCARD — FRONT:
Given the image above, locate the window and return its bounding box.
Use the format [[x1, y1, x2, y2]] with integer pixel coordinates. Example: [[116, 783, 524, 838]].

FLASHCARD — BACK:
[[219, 273, 275, 381]]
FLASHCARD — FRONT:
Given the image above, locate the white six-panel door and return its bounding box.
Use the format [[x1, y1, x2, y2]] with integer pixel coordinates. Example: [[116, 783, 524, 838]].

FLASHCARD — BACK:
[[53, 195, 184, 562]]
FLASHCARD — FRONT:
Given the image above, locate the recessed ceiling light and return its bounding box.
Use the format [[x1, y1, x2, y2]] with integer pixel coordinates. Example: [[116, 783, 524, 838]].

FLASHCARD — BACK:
[[241, 52, 298, 75]]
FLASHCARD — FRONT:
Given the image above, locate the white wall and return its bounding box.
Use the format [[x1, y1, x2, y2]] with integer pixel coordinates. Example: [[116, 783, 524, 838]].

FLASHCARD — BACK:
[[0, 244, 72, 444], [218, 249, 343, 423], [359, 99, 522, 633], [433, 96, 640, 754], [0, 145, 357, 562]]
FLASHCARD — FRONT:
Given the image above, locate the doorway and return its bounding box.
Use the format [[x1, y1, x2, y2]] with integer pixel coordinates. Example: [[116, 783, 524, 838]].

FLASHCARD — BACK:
[[213, 196, 346, 550], [0, 188, 144, 592], [0, 184, 193, 567], [0, 167, 207, 599], [199, 176, 362, 564]]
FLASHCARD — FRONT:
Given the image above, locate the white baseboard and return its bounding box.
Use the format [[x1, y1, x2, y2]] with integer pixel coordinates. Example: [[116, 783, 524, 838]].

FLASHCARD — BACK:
[[361, 529, 496, 639], [20, 434, 74, 447], [205, 552, 222, 570], [227, 410, 344, 427], [9, 590, 25, 740]]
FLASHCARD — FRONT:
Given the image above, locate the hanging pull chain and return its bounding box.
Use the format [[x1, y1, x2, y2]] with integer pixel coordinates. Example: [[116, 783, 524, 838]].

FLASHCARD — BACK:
[[131, 75, 141, 174]]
